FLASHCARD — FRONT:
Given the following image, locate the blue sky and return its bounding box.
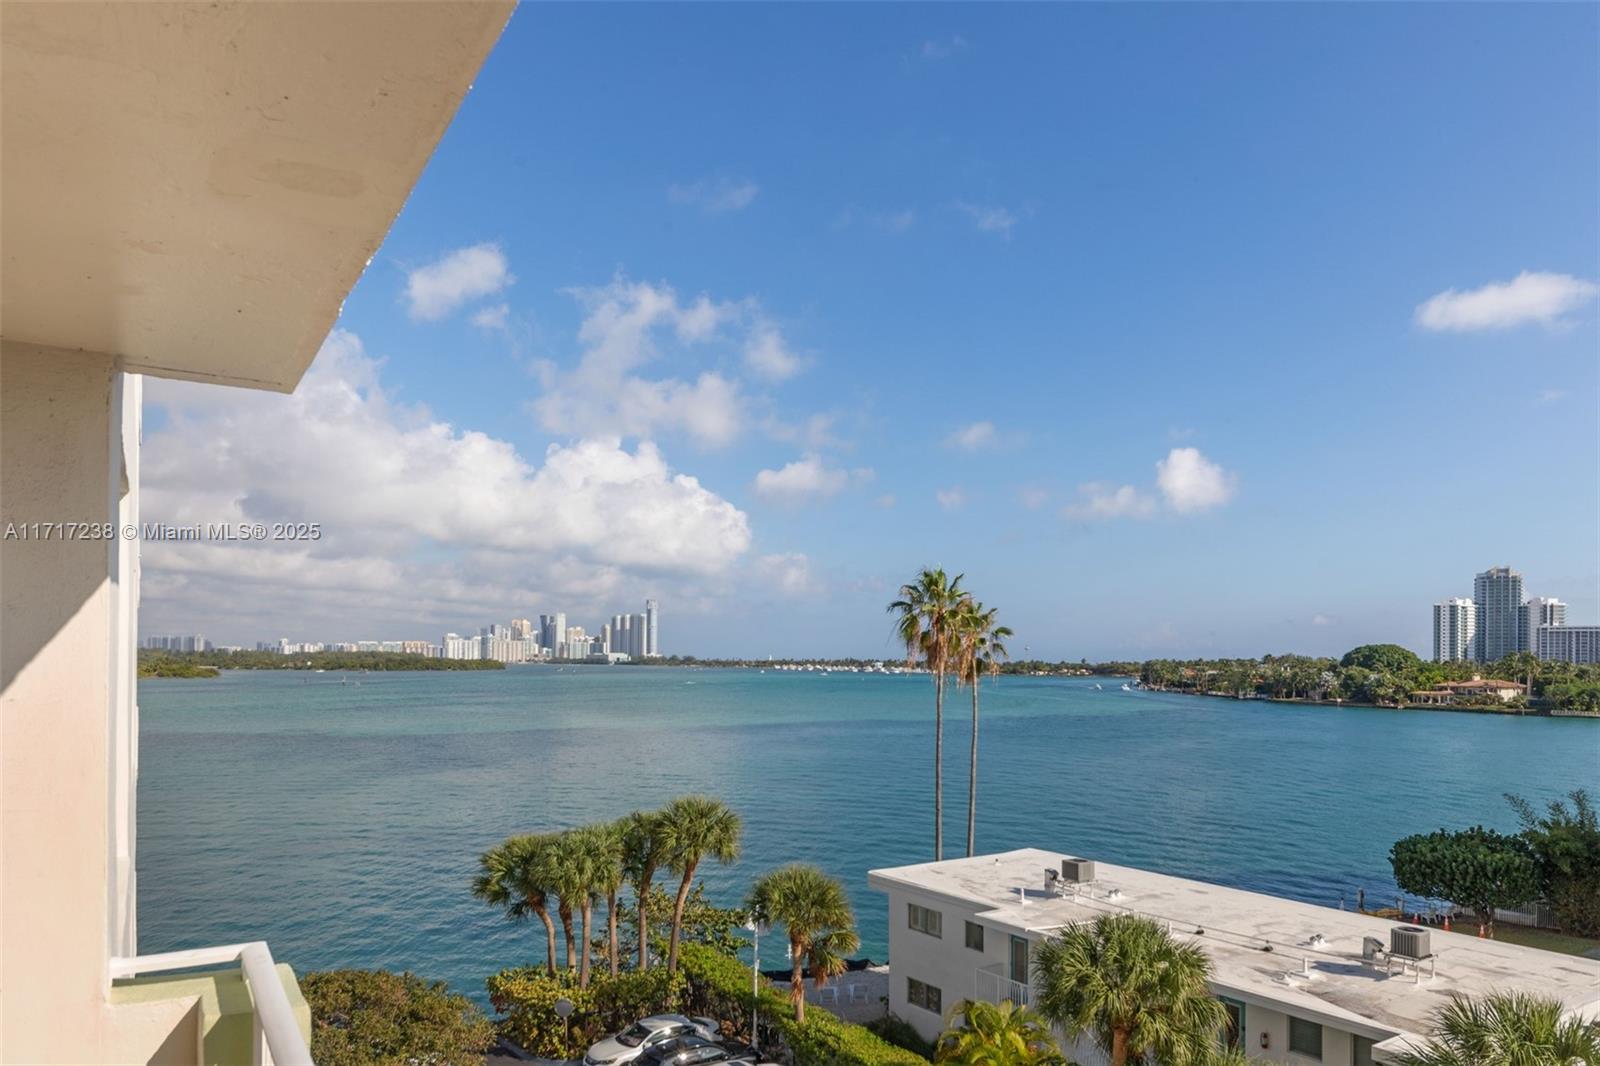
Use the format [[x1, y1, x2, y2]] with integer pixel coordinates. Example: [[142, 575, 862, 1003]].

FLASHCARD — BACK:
[[142, 3, 1599, 659]]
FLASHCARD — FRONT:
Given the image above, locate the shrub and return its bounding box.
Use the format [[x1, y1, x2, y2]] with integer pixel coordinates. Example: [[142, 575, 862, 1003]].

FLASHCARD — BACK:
[[865, 1014, 937, 1059], [301, 969, 494, 1066], [678, 942, 929, 1065], [486, 965, 685, 1059]]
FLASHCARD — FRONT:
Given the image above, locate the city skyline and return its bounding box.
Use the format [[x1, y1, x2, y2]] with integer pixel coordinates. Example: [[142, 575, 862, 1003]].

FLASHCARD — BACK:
[[1432, 565, 1594, 665], [134, 3, 1598, 659]]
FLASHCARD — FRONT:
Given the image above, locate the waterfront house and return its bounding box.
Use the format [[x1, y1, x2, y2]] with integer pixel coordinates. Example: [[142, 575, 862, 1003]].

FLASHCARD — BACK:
[[0, 4, 511, 1062], [1407, 677, 1527, 706], [870, 849, 1600, 1065]]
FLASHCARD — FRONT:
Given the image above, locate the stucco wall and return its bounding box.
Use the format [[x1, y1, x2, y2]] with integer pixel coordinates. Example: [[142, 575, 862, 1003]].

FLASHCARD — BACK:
[[0, 341, 131, 1060]]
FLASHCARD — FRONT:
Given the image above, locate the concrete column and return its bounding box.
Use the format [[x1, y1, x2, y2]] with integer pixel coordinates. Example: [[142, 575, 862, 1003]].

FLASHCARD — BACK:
[[1, 340, 142, 1061]]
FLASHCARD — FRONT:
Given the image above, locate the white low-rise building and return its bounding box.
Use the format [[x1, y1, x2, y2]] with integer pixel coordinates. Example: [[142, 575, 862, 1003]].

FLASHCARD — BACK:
[[870, 849, 1600, 1065]]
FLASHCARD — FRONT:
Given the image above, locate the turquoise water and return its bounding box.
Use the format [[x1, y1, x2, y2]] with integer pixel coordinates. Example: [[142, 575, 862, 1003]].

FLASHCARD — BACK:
[[138, 667, 1597, 1003]]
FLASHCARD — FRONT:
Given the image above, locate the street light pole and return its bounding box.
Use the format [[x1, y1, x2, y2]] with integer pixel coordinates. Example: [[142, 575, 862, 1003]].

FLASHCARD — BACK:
[[745, 918, 765, 1054]]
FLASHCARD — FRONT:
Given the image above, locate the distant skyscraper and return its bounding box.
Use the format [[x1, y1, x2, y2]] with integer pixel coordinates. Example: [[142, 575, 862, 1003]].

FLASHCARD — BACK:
[[645, 599, 659, 657], [1473, 566, 1524, 662], [554, 612, 566, 653], [1536, 625, 1599, 664], [630, 612, 645, 657], [1524, 597, 1566, 652], [1432, 598, 1477, 663]]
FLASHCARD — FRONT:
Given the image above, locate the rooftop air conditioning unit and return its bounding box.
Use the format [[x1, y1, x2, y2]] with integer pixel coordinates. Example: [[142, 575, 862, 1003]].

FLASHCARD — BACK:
[[1061, 858, 1096, 883], [1390, 925, 1430, 959]]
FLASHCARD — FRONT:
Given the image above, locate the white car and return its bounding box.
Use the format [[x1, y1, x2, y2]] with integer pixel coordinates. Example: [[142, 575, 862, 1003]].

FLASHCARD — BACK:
[[583, 1014, 721, 1066]]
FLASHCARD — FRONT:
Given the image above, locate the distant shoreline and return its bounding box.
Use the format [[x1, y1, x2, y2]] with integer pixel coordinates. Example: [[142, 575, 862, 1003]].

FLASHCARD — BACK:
[[1144, 685, 1596, 720]]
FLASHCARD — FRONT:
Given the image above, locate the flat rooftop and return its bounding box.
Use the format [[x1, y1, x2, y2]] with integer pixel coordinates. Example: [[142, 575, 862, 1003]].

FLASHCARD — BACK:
[[869, 849, 1600, 1039]]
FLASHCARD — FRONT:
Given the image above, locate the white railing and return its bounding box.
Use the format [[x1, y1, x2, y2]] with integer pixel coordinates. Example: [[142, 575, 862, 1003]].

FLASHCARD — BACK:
[[975, 962, 1031, 1006], [110, 941, 312, 1066]]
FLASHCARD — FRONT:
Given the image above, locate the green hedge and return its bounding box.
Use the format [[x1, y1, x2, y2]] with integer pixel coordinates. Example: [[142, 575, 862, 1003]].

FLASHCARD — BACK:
[[677, 943, 929, 1065], [486, 966, 686, 1059]]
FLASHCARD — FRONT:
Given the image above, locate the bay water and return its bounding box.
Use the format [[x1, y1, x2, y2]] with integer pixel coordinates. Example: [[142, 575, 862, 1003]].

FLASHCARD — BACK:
[[138, 667, 1598, 1003]]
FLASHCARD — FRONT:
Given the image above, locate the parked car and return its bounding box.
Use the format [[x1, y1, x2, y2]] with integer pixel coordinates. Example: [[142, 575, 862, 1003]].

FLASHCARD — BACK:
[[639, 1035, 759, 1066], [583, 1015, 722, 1066]]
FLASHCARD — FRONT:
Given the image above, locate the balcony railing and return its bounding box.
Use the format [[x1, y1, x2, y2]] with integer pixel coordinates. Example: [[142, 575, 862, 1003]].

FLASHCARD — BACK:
[[975, 962, 1032, 1007], [110, 941, 313, 1065]]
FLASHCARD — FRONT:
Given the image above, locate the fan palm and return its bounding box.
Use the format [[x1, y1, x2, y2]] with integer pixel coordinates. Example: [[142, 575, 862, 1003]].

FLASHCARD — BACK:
[[658, 795, 743, 973], [889, 567, 968, 860], [622, 808, 672, 970], [471, 833, 561, 975], [545, 828, 603, 984], [591, 820, 628, 976], [1393, 991, 1600, 1066], [1032, 914, 1226, 1066], [936, 999, 1065, 1065], [953, 599, 1012, 857], [747, 864, 860, 1024]]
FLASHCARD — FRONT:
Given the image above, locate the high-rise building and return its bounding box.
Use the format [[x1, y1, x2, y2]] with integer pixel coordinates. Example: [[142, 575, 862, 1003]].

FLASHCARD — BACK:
[[1432, 598, 1477, 663], [1524, 597, 1566, 652], [630, 613, 646, 658], [645, 599, 659, 657], [1473, 566, 1524, 662], [1536, 625, 1600, 664]]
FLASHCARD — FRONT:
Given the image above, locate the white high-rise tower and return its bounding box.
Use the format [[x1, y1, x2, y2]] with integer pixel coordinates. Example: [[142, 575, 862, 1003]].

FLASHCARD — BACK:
[[645, 599, 659, 657], [1473, 566, 1523, 662], [1432, 598, 1477, 663]]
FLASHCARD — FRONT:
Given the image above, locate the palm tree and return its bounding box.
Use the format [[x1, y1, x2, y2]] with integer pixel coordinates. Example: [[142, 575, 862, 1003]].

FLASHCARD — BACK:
[[622, 808, 671, 970], [593, 820, 627, 976], [889, 567, 968, 860], [746, 864, 860, 1024], [658, 795, 743, 973], [935, 999, 1064, 1065], [1394, 992, 1600, 1066], [544, 829, 595, 981], [1032, 913, 1226, 1066], [953, 599, 1012, 857], [471, 833, 561, 975]]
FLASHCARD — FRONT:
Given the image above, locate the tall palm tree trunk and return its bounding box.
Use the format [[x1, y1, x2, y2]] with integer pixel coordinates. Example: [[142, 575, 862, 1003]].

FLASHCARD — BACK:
[[789, 938, 806, 1023], [534, 905, 558, 976], [1111, 1027, 1128, 1066], [967, 678, 980, 857], [666, 862, 698, 974], [636, 865, 655, 970], [606, 888, 620, 976], [578, 899, 593, 987], [559, 902, 576, 971], [934, 673, 944, 860]]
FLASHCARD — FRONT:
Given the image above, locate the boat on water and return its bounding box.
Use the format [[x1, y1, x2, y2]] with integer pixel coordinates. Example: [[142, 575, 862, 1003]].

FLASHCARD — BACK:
[[1093, 683, 1102, 690], [1121, 683, 1132, 691]]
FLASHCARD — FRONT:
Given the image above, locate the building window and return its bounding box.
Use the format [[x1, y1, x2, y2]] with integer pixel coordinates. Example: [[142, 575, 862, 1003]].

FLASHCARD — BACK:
[[908, 902, 942, 938], [907, 977, 942, 1015], [1220, 998, 1245, 1051], [965, 921, 985, 951], [1009, 935, 1030, 985], [1289, 1017, 1323, 1060], [1352, 1036, 1375, 1066]]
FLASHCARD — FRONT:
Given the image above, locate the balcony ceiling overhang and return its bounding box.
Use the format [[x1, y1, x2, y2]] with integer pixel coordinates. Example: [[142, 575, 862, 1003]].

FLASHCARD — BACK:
[[1, 0, 513, 392]]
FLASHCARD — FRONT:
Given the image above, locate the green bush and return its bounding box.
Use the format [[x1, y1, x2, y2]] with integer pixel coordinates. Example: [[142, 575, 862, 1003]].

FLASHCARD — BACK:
[[486, 966, 686, 1059], [678, 943, 929, 1065], [301, 969, 494, 1066], [864, 1014, 936, 1060]]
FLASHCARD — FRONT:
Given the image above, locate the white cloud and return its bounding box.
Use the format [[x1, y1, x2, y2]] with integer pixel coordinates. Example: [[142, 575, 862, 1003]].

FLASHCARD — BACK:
[[1415, 271, 1598, 332], [752, 455, 871, 504], [140, 331, 753, 636], [745, 324, 805, 382], [921, 35, 967, 60], [936, 487, 966, 510], [955, 201, 1019, 237], [470, 303, 510, 331], [875, 494, 897, 509], [406, 243, 513, 321], [1062, 483, 1156, 521], [753, 552, 820, 598], [534, 276, 809, 449], [1538, 388, 1569, 403], [946, 420, 999, 451], [1155, 447, 1237, 513], [1312, 614, 1336, 627], [668, 176, 760, 214]]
